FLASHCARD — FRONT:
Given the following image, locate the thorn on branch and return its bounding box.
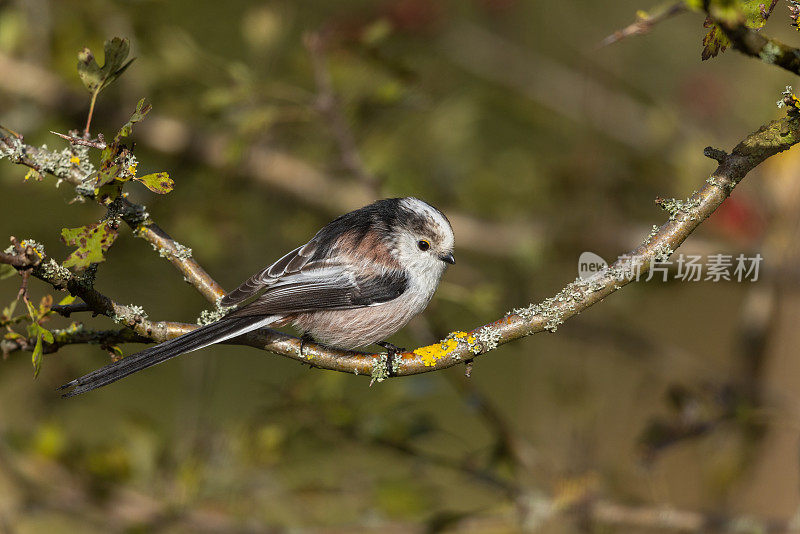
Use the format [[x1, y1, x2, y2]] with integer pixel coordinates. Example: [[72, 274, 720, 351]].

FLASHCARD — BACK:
[[597, 3, 687, 49], [703, 146, 728, 162], [50, 130, 106, 150], [0, 124, 22, 140], [51, 302, 93, 317]]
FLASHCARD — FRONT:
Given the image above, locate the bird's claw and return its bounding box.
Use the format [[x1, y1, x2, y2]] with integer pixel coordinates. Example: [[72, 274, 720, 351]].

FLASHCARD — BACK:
[[376, 341, 406, 377]]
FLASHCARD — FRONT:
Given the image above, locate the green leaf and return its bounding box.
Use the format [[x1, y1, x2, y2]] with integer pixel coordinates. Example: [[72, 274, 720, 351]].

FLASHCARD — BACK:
[[2, 299, 17, 319], [107, 345, 124, 360], [115, 98, 152, 143], [32, 333, 43, 378], [40, 327, 54, 344], [0, 263, 16, 280], [702, 1, 772, 60], [25, 299, 37, 321], [77, 37, 135, 95], [94, 182, 123, 205], [58, 295, 77, 306], [93, 163, 122, 189], [60, 222, 119, 270], [89, 163, 125, 204], [28, 323, 54, 345], [136, 172, 174, 194]]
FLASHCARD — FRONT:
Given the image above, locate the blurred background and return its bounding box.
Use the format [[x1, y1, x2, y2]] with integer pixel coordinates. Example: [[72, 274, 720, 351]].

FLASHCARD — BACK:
[[1, 0, 800, 531]]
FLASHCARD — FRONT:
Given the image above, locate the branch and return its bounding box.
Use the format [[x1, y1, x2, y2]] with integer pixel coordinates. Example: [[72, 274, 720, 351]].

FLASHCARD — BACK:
[[1, 326, 151, 356], [710, 7, 800, 75], [3, 107, 799, 382], [50, 301, 94, 317], [0, 246, 189, 344], [0, 138, 224, 303], [598, 2, 688, 48]]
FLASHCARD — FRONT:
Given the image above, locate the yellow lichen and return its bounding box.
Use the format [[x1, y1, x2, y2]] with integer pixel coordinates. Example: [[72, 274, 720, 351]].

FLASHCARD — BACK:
[[20, 240, 43, 259], [452, 331, 477, 345], [69, 156, 80, 165], [413, 331, 475, 366]]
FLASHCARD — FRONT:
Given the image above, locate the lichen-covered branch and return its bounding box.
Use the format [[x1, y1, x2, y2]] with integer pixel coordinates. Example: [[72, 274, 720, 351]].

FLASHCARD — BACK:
[[0, 137, 224, 303], [356, 111, 799, 380], [4, 108, 799, 384], [0, 325, 151, 356], [0, 245, 189, 344]]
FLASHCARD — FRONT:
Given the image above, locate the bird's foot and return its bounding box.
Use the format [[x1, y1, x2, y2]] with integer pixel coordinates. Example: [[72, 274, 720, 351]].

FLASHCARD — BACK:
[[376, 341, 407, 377], [299, 333, 315, 358]]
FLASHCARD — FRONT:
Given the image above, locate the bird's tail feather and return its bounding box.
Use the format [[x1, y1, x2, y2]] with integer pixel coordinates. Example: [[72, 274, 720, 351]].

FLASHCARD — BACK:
[[59, 315, 276, 398]]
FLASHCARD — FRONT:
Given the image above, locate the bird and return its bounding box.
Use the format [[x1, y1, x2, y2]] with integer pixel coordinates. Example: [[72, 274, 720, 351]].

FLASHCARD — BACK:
[[59, 197, 455, 397]]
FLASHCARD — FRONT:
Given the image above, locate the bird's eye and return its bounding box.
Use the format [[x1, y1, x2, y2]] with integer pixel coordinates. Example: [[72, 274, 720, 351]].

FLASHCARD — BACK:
[[417, 240, 430, 251]]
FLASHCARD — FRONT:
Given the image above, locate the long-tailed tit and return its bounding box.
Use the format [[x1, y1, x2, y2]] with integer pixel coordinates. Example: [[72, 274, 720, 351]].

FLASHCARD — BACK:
[[60, 197, 455, 397]]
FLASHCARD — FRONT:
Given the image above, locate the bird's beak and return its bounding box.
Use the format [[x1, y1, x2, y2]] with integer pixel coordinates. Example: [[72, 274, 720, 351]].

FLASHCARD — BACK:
[[440, 252, 456, 265]]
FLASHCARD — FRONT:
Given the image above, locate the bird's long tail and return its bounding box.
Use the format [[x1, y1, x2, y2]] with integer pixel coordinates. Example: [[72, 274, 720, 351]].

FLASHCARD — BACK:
[[59, 315, 275, 398]]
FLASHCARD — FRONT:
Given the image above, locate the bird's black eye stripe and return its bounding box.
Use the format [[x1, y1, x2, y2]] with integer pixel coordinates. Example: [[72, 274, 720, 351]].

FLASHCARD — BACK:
[[417, 240, 430, 251]]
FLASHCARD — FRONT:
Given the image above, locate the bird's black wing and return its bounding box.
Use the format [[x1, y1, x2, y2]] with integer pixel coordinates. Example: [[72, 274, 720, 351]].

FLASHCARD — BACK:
[[221, 225, 407, 313], [229, 264, 408, 317]]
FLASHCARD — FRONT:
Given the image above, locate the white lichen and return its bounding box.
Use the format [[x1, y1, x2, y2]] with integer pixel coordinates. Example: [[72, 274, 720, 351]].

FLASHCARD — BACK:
[[653, 243, 674, 263], [0, 137, 24, 162], [657, 196, 701, 222], [196, 296, 235, 325], [151, 240, 193, 260], [759, 41, 781, 64], [36, 259, 72, 288], [475, 326, 501, 351], [370, 354, 389, 384]]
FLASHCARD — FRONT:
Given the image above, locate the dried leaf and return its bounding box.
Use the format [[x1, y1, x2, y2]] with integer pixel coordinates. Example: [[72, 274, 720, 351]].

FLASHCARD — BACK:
[[136, 172, 174, 194], [61, 222, 119, 270], [702, 18, 730, 60]]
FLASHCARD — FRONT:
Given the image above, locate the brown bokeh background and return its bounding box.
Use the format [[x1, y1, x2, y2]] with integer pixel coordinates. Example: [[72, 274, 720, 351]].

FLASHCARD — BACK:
[[1, 0, 800, 531]]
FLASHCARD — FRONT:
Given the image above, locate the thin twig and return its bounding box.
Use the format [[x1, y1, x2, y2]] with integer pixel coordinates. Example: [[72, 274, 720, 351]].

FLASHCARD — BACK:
[[84, 90, 98, 136], [49, 130, 106, 149], [3, 142, 225, 304], [598, 2, 688, 48]]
